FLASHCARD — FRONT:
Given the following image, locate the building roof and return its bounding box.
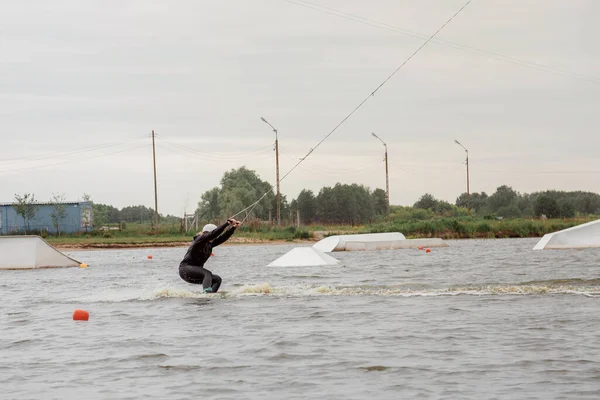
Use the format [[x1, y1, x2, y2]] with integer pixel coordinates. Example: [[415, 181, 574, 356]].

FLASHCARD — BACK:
[[0, 201, 90, 207]]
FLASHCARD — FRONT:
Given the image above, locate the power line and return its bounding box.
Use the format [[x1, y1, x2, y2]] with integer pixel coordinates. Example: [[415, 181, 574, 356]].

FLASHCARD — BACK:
[[280, 152, 385, 177], [389, 161, 600, 175], [230, 1, 473, 220], [154, 143, 273, 165], [297, 161, 384, 177], [0, 144, 150, 175], [285, 0, 600, 85], [0, 135, 149, 166], [278, 0, 473, 184], [155, 135, 273, 161]]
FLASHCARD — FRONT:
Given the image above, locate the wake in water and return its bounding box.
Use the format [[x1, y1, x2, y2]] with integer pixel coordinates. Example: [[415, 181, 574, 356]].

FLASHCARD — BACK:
[[68, 280, 600, 303]]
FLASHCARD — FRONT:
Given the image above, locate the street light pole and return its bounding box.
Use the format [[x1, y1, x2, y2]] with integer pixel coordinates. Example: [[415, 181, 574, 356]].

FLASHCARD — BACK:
[[454, 140, 470, 213], [152, 129, 159, 230], [371, 132, 389, 216], [261, 117, 280, 225]]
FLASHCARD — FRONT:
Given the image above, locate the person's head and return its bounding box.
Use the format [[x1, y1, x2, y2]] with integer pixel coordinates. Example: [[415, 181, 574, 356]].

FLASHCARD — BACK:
[[196, 223, 217, 241], [202, 224, 217, 234]]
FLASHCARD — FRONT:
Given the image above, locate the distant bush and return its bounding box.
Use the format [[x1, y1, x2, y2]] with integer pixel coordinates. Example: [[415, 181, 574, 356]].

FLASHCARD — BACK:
[[294, 230, 312, 240], [496, 205, 522, 219], [476, 222, 492, 233]]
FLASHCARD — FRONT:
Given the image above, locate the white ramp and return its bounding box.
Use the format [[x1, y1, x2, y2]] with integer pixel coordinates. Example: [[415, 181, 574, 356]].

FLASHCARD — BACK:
[[0, 236, 81, 270], [345, 237, 448, 251], [533, 219, 600, 250], [312, 232, 448, 252], [267, 247, 341, 267], [313, 232, 406, 252]]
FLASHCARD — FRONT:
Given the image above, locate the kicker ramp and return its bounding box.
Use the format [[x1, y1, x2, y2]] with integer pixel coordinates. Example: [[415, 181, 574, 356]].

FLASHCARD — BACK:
[[267, 247, 341, 267], [313, 232, 447, 252], [0, 235, 81, 270], [533, 219, 600, 250]]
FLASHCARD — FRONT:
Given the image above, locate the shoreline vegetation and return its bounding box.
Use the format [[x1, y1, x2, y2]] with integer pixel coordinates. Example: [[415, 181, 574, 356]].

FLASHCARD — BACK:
[[8, 171, 600, 251], [41, 215, 598, 251]]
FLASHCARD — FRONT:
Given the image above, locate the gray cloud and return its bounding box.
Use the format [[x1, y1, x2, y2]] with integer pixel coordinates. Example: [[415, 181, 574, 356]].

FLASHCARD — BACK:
[[0, 0, 598, 215]]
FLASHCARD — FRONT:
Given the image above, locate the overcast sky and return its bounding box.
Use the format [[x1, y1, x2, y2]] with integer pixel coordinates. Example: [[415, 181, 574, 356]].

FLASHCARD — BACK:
[[0, 0, 598, 216]]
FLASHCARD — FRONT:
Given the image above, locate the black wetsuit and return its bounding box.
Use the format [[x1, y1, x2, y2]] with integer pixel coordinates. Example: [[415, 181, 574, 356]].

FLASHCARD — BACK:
[[178, 222, 236, 292]]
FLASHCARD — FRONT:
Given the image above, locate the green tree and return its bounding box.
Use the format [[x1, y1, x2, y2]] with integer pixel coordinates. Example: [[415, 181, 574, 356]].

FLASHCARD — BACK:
[[414, 193, 438, 210], [296, 190, 317, 223], [352, 184, 374, 223], [14, 193, 38, 233], [279, 195, 290, 222], [327, 184, 357, 223], [456, 192, 489, 214], [534, 194, 560, 218], [50, 193, 68, 236], [314, 184, 374, 224], [92, 203, 120, 227], [574, 192, 600, 215], [517, 194, 534, 213], [316, 186, 337, 223], [435, 200, 454, 215], [371, 188, 387, 216], [559, 199, 576, 218], [269, 193, 290, 223], [120, 205, 155, 223], [496, 205, 522, 219], [289, 199, 298, 221], [487, 185, 518, 213], [197, 187, 221, 221], [219, 166, 274, 220], [162, 214, 182, 224]]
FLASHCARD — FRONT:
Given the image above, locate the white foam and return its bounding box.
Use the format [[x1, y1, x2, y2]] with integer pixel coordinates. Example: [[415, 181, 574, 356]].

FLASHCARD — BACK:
[[68, 282, 600, 303]]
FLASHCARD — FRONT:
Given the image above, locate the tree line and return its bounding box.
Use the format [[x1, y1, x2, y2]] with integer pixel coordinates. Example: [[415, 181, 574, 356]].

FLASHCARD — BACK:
[[196, 166, 389, 225], [11, 169, 598, 236], [411, 185, 600, 219], [92, 203, 181, 226], [196, 167, 600, 225], [8, 192, 180, 234]]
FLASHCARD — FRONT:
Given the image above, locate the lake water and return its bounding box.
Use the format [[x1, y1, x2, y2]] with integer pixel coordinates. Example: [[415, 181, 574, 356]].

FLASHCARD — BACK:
[[2, 238, 600, 399]]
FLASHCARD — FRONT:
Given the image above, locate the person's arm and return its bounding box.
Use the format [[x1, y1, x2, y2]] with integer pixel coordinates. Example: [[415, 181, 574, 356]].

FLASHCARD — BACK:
[[211, 226, 236, 247]]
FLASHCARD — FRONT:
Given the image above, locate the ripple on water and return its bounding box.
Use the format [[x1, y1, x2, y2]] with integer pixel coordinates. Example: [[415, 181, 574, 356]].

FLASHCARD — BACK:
[[3, 239, 600, 399]]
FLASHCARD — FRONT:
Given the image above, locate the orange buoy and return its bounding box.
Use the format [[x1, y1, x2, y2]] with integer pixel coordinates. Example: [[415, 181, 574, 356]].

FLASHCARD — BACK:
[[425, 248, 431, 253], [73, 309, 89, 321], [147, 255, 153, 259], [79, 263, 88, 268], [418, 245, 424, 250]]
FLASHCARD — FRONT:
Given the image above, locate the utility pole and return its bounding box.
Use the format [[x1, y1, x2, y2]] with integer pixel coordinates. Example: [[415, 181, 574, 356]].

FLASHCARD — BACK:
[[454, 140, 470, 213], [261, 117, 280, 225], [371, 133, 390, 216], [152, 130, 159, 229]]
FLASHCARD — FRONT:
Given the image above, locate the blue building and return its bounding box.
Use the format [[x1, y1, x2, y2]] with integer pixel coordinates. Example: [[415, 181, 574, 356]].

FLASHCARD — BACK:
[[0, 201, 93, 235]]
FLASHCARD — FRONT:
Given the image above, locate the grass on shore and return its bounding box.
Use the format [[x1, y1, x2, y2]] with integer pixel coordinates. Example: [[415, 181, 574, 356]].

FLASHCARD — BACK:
[[44, 222, 321, 247], [30, 215, 600, 247], [363, 216, 598, 239]]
